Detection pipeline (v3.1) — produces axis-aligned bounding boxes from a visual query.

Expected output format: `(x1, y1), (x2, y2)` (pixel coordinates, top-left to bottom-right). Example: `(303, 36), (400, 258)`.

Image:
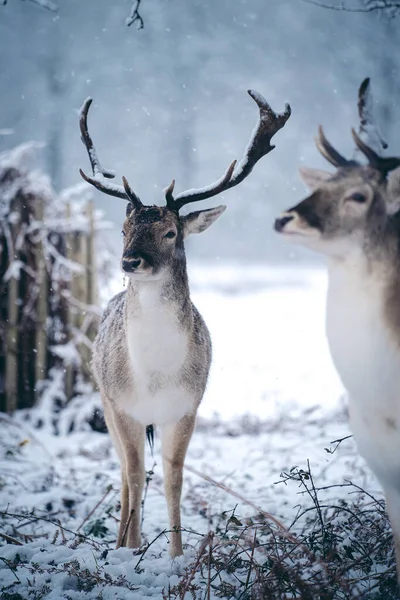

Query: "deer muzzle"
(274, 214), (295, 233)
(122, 257), (142, 272)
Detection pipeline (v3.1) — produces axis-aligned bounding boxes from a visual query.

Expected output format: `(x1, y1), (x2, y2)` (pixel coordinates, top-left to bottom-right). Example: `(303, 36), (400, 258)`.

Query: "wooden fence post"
(34, 197), (48, 400)
(5, 198), (20, 413)
(65, 202), (74, 402)
(5, 274), (18, 413)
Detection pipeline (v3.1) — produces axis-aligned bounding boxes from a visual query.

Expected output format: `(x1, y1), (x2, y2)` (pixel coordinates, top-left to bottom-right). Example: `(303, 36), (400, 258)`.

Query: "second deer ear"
(182, 205), (226, 238)
(299, 167), (332, 191)
(387, 167), (400, 215)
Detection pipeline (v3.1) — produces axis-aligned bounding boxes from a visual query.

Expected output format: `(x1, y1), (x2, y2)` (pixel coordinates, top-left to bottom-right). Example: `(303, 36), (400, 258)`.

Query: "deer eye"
(349, 192), (366, 203)
(121, 230), (126, 237)
(164, 231), (176, 239)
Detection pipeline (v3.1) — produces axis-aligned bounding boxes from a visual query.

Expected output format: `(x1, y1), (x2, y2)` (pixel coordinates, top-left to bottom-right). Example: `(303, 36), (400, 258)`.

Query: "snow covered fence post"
(4, 196), (20, 413)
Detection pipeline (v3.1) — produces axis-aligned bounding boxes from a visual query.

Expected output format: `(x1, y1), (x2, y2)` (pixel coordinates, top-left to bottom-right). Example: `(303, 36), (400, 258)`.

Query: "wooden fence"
(0, 148), (101, 413)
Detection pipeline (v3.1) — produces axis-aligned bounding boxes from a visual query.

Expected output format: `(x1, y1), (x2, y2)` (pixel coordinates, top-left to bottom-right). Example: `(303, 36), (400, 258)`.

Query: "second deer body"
(274, 86), (400, 580)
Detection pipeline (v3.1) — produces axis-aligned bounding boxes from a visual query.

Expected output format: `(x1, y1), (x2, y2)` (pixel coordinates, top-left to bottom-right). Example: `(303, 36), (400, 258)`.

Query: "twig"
(180, 533), (213, 600)
(77, 484), (112, 533)
(184, 463), (288, 533)
(126, 0), (144, 28)
(324, 434), (353, 454)
(58, 519), (66, 543)
(0, 531), (23, 545)
(134, 528), (170, 571)
(141, 462), (156, 530)
(0, 556), (20, 583)
(207, 531), (213, 600)
(1, 0), (58, 11)
(121, 509), (135, 547)
(244, 528), (257, 592)
(0, 510), (101, 548)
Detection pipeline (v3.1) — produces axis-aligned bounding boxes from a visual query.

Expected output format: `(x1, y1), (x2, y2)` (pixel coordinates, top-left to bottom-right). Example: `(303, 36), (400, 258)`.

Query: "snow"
(0, 265), (385, 598)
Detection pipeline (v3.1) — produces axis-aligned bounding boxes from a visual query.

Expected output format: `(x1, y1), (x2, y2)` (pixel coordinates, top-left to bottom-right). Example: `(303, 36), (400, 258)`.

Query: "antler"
(315, 79), (400, 176)
(351, 129), (400, 175)
(165, 90), (291, 212)
(79, 98), (142, 207)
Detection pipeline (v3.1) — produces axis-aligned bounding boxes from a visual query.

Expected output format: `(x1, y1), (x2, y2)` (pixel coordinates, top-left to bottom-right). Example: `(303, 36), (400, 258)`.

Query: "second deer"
(274, 81), (400, 581)
(79, 91), (290, 556)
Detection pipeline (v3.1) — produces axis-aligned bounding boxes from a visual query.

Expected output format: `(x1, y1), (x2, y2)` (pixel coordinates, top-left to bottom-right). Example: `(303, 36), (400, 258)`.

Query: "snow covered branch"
(1, 0), (58, 12)
(298, 0), (400, 15)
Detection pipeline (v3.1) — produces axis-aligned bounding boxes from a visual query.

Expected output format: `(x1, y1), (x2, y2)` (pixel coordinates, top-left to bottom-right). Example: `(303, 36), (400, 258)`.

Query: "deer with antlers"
(79, 91), (290, 556)
(274, 79), (400, 581)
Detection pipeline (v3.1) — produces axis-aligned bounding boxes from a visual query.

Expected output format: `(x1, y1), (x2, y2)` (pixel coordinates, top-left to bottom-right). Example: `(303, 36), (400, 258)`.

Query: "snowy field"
(0, 265), (388, 598)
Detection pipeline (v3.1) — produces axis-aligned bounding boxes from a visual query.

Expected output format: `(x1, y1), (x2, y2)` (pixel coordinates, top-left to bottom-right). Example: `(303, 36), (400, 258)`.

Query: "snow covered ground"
(0, 265), (386, 599)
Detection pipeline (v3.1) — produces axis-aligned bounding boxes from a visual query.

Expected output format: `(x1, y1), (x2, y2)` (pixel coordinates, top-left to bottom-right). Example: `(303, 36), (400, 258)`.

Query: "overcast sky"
(1, 0), (399, 261)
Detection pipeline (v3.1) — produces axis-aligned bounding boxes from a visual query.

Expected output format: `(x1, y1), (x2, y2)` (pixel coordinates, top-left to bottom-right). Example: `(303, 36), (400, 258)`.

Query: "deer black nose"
(122, 258), (142, 272)
(274, 214), (294, 232)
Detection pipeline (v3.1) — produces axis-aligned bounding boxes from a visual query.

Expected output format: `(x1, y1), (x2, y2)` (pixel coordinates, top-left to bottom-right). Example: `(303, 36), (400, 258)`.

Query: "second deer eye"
(350, 192), (366, 203)
(165, 231), (176, 239)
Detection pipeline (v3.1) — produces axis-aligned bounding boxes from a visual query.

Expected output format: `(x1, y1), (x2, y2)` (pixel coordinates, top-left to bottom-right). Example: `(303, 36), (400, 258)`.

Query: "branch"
(1, 0), (57, 10)
(126, 0), (144, 28)
(297, 0), (400, 13)
(26, 0), (58, 11)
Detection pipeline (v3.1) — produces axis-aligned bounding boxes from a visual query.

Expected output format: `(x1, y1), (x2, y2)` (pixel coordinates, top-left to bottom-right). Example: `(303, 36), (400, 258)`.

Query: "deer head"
(79, 93), (291, 279)
(274, 124), (400, 259)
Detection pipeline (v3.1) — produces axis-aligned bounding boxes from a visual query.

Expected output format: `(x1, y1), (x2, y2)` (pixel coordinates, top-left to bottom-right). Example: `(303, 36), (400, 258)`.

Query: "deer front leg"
(101, 400), (130, 548)
(112, 409), (146, 549)
(161, 413), (196, 558)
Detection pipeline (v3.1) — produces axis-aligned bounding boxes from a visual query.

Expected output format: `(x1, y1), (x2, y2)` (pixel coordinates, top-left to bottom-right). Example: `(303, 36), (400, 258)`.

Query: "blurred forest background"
(1, 0), (399, 262)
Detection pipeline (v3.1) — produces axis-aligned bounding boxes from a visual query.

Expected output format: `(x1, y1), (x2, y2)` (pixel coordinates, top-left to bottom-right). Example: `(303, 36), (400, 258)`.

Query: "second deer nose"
(274, 214), (294, 232)
(122, 258), (142, 272)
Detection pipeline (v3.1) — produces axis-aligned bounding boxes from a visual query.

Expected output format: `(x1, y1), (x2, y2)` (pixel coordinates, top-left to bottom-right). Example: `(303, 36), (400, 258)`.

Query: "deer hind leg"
(161, 413), (196, 558)
(384, 487), (400, 584)
(103, 399), (145, 549)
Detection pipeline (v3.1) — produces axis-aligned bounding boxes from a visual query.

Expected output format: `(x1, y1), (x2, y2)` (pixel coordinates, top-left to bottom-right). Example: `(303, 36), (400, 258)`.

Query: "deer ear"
(126, 202), (133, 217)
(299, 167), (332, 191)
(387, 167), (400, 215)
(182, 205), (226, 238)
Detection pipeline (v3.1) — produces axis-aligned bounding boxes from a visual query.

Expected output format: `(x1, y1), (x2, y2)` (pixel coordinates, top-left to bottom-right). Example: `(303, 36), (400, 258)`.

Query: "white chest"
(127, 308), (188, 377)
(326, 265), (400, 482)
(121, 283), (194, 427)
(326, 270), (390, 398)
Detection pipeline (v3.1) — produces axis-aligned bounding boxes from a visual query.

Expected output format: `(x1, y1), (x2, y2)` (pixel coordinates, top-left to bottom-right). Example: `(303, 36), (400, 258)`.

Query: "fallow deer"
(274, 84), (400, 580)
(79, 91), (291, 556)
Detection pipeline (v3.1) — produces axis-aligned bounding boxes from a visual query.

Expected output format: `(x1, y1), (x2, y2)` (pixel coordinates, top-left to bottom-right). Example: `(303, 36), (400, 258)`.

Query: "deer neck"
(125, 256), (191, 323)
(123, 255), (193, 399)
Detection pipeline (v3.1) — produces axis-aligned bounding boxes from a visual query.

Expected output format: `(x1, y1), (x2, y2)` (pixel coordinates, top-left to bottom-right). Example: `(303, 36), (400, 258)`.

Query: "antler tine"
(224, 90), (291, 188)
(168, 161), (237, 212)
(79, 98), (140, 202)
(122, 176), (142, 207)
(164, 179), (176, 208)
(315, 125), (353, 168)
(351, 128), (400, 175)
(165, 90), (291, 212)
